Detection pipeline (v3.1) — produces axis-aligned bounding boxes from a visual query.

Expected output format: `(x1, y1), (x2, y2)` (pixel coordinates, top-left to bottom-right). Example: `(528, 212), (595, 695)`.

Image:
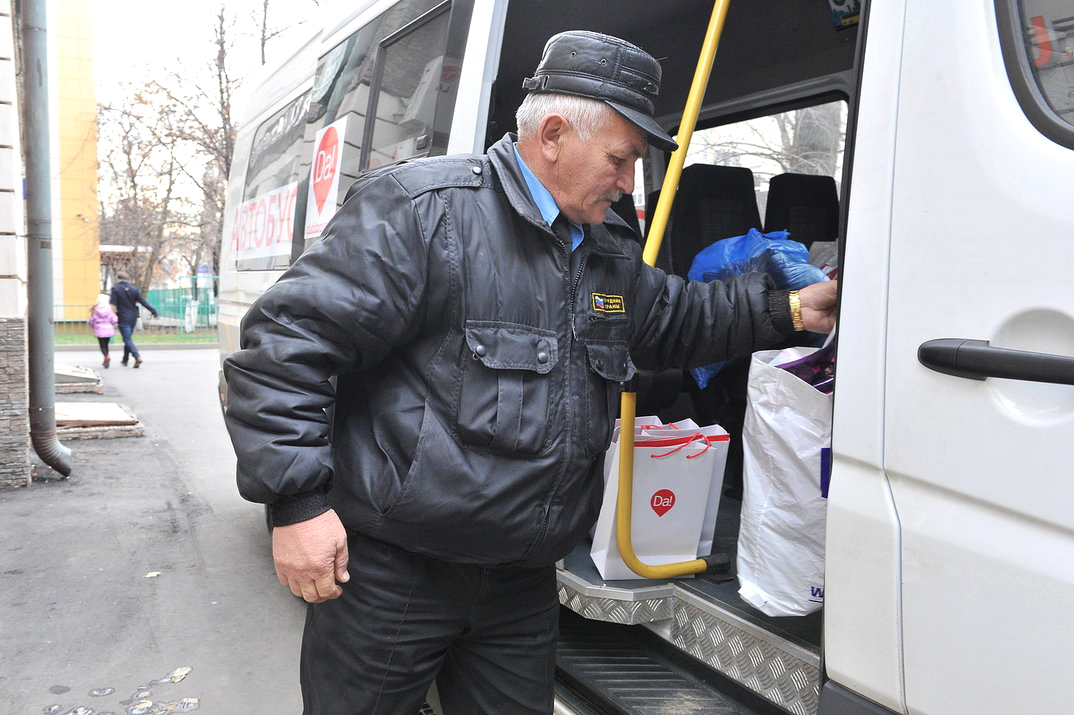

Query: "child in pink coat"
(88, 294), (118, 368)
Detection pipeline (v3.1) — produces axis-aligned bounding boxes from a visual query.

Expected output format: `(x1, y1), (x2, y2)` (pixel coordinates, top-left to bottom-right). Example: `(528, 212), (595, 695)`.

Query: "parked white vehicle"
(218, 1), (1074, 712)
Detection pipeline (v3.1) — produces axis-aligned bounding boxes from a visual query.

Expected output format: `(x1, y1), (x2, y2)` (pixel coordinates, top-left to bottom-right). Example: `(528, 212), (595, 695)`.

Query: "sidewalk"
(0, 349), (305, 714)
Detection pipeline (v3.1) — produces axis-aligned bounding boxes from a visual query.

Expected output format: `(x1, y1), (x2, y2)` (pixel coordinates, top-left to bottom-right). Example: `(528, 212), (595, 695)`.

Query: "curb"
(55, 343), (219, 352)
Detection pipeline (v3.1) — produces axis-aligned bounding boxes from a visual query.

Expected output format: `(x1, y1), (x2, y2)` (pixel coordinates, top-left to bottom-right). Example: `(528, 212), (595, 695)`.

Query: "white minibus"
(218, 1), (1074, 712)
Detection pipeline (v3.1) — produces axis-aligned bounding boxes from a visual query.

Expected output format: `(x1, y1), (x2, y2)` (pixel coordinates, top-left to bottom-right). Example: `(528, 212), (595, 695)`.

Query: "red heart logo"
(312, 126), (340, 213)
(650, 489), (675, 517)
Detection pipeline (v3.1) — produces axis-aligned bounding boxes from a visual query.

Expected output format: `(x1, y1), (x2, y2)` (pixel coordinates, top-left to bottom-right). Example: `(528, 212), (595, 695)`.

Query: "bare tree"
(134, 8), (237, 279)
(773, 103), (843, 177)
(689, 103), (846, 186)
(97, 1), (321, 290)
(258, 0), (319, 65)
(97, 94), (195, 292)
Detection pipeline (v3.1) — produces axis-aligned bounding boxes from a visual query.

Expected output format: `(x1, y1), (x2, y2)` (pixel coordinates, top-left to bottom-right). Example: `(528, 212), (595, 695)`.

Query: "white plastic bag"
(737, 347), (833, 616)
(590, 421), (729, 581)
(807, 240), (840, 279)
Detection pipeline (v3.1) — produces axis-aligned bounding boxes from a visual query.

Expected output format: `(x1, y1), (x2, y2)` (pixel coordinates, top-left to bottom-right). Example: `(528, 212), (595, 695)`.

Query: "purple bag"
(776, 340), (836, 393)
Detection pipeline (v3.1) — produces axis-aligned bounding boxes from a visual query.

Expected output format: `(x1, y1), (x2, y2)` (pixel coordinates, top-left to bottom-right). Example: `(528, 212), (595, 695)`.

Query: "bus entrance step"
(555, 608), (781, 715)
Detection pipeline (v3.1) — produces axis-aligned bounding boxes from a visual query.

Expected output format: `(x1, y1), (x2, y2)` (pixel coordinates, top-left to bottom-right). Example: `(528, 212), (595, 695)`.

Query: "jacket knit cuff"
(767, 289), (795, 336)
(268, 488), (331, 527)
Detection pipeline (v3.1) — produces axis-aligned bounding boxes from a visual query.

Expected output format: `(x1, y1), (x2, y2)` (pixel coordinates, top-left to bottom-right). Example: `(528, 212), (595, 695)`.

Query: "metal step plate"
(557, 609), (780, 714)
(557, 551), (821, 715)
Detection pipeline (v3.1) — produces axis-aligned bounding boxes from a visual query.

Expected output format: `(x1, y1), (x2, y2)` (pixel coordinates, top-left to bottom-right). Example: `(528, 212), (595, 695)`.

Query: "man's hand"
(798, 280), (838, 334)
(272, 509), (350, 603)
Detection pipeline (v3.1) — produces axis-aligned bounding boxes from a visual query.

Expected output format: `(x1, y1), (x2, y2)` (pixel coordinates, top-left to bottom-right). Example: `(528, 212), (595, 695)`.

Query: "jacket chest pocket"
(584, 339), (636, 455)
(457, 322), (559, 456)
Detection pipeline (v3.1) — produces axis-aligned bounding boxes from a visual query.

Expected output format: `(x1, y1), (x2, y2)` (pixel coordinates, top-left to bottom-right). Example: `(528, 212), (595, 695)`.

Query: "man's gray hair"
(515, 93), (615, 143)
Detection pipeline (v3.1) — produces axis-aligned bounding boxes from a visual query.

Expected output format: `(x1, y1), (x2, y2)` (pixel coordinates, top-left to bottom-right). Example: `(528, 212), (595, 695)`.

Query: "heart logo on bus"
(650, 489), (675, 517)
(312, 126), (340, 213)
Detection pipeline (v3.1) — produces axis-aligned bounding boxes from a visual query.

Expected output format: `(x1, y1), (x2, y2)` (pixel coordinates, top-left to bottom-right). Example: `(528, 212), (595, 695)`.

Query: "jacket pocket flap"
(585, 340), (636, 382)
(465, 322), (558, 374)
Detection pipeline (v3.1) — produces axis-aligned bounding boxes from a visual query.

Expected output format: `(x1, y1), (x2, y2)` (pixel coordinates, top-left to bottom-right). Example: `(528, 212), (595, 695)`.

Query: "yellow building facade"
(53, 0), (98, 319)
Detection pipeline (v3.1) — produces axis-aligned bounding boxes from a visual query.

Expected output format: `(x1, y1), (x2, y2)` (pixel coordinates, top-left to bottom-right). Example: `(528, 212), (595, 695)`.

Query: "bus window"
(233, 1), (470, 265)
(999, 0), (1074, 148)
(364, 5), (452, 171)
(1020, 2), (1074, 125)
(303, 22), (381, 205)
(233, 90), (313, 271)
(641, 100), (847, 277)
(682, 100), (847, 220)
(297, 0), (444, 252)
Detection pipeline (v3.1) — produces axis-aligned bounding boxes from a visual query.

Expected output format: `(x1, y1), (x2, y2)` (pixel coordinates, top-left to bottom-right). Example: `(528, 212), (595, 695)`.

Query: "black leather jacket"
(224, 133), (794, 566)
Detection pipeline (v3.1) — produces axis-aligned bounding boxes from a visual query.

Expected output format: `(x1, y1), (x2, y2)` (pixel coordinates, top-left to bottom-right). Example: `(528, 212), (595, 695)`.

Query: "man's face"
(551, 111), (647, 225)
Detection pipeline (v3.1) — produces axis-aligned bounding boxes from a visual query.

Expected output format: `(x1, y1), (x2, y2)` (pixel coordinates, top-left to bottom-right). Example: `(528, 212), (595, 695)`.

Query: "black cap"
(522, 30), (678, 152)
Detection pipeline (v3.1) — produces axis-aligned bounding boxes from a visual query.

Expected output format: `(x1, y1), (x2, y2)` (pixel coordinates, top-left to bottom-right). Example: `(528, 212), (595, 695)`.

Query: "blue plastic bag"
(688, 228), (829, 389)
(688, 228), (827, 289)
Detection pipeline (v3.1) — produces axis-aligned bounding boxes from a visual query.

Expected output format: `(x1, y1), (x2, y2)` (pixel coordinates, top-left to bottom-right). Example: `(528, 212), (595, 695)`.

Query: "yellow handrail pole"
(616, 0), (731, 579)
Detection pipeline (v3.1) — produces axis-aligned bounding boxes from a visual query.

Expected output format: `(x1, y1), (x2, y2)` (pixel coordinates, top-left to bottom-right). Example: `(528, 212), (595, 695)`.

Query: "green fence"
(54, 276), (219, 346)
(146, 279), (219, 325)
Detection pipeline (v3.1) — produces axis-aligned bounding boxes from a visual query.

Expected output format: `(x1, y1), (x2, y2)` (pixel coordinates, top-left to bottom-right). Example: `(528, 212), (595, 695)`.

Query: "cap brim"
(605, 100), (678, 153)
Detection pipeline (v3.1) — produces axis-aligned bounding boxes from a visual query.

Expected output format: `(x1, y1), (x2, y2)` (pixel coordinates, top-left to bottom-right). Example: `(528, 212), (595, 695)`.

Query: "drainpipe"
(22, 0), (72, 476)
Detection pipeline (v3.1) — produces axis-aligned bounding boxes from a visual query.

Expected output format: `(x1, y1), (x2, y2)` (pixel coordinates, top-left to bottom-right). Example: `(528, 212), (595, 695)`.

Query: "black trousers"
(300, 532), (559, 714)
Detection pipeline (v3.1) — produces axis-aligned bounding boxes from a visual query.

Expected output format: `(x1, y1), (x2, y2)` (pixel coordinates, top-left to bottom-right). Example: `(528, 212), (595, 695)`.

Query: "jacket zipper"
(568, 249), (587, 341)
(528, 236), (589, 560)
(550, 227), (588, 338)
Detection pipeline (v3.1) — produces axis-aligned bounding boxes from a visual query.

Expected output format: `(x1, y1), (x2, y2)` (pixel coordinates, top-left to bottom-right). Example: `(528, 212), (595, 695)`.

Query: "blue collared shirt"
(513, 144), (584, 251)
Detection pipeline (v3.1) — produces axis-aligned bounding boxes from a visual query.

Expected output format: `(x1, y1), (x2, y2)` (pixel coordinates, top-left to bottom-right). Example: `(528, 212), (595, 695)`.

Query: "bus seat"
(659, 165), (761, 486)
(642, 189), (675, 275)
(639, 165), (762, 426)
(762, 173), (839, 249)
(650, 164), (762, 278)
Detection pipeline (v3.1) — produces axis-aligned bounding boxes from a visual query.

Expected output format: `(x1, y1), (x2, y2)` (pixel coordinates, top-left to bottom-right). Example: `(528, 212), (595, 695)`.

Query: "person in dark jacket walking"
(224, 31), (837, 714)
(109, 270), (158, 368)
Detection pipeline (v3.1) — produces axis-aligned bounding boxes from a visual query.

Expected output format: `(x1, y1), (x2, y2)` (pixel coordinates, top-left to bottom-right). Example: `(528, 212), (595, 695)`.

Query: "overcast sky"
(90, 0), (321, 109)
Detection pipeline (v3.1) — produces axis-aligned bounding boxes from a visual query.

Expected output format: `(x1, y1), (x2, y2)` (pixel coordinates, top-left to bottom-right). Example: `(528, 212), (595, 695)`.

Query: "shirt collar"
(513, 144), (584, 251)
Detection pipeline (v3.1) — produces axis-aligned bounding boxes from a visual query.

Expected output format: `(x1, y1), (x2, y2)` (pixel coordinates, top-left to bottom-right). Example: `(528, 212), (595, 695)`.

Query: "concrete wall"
(0, 0), (29, 488)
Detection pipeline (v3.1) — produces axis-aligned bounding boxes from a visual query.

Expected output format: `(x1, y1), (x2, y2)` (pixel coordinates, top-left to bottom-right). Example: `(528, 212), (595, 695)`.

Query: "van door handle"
(918, 339), (1074, 385)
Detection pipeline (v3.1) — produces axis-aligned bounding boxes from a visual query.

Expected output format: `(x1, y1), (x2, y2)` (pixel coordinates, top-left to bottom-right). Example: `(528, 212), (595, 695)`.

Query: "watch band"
(789, 290), (805, 332)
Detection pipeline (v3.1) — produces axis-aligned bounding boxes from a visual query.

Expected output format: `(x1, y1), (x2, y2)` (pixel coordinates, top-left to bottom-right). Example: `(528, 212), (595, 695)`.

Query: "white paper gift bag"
(736, 347), (833, 616)
(590, 426), (729, 581)
(602, 417), (704, 485)
(637, 424), (729, 557)
(602, 416), (667, 486)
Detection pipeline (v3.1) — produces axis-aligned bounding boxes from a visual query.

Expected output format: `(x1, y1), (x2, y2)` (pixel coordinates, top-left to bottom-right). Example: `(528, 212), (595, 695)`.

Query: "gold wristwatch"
(789, 290), (805, 332)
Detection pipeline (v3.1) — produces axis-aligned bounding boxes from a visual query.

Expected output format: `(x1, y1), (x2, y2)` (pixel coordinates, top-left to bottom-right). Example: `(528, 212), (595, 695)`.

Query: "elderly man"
(224, 30), (836, 714)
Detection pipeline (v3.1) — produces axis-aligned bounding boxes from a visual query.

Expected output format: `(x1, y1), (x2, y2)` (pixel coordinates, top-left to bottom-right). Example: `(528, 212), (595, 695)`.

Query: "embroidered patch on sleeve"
(591, 293), (626, 313)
